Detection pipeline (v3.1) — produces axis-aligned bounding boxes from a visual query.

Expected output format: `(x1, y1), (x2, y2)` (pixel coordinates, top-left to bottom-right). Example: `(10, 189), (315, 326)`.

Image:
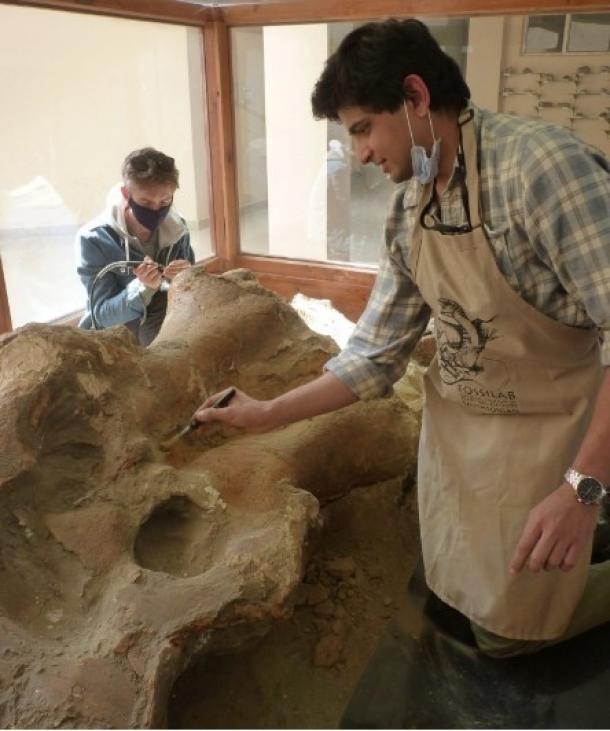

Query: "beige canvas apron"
(409, 110), (603, 640)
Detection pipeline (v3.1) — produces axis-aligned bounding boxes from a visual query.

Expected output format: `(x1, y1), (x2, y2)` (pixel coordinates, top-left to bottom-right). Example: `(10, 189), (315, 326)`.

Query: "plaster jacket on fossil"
(0, 269), (422, 729)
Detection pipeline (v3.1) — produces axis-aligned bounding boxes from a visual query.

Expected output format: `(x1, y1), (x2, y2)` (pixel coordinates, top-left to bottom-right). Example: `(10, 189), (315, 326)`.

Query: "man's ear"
(403, 74), (431, 117)
(120, 185), (129, 201)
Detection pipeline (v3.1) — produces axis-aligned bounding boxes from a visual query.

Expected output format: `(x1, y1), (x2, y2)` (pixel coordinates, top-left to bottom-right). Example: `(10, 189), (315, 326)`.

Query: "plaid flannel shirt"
(326, 105), (610, 400)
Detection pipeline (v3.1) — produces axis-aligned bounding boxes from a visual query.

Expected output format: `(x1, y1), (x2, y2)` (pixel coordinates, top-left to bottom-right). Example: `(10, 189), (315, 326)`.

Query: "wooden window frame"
(0, 0), (607, 330)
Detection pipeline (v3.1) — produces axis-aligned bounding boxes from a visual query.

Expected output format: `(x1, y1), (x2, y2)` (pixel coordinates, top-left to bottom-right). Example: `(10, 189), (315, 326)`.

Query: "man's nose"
(355, 141), (373, 165)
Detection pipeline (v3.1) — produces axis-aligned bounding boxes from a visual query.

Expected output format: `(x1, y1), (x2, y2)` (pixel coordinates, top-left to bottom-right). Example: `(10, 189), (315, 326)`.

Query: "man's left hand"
(510, 482), (598, 574)
(163, 259), (191, 280)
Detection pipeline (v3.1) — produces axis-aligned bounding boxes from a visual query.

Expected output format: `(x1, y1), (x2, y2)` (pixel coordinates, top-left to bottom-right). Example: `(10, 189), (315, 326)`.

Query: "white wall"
(0, 5), (208, 230)
(499, 15), (610, 154)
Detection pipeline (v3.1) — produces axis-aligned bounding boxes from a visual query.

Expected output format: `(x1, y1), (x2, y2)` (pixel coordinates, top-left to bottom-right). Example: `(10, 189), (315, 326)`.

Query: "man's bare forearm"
(265, 371), (359, 429)
(571, 367), (610, 483)
(194, 370), (359, 433)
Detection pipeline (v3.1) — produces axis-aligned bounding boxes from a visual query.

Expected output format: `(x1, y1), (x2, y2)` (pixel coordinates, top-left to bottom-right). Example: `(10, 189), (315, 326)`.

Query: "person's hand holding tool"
(159, 387), (237, 451)
(134, 256), (163, 290)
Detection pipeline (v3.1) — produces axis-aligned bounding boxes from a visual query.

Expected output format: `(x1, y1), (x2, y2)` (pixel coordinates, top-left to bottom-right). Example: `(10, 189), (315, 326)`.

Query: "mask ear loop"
(403, 101), (416, 145)
(427, 111), (438, 144)
(404, 101), (438, 148)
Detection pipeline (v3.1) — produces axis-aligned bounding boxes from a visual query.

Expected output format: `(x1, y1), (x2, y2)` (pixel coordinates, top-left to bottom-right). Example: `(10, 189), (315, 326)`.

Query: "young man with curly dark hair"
(195, 19), (610, 658)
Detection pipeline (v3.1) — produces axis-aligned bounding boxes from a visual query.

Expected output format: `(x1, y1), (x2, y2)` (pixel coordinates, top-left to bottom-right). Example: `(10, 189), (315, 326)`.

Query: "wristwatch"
(564, 468), (608, 505)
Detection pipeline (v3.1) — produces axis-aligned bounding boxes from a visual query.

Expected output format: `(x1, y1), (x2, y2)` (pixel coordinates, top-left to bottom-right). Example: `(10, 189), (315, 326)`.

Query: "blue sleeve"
(77, 232), (146, 329)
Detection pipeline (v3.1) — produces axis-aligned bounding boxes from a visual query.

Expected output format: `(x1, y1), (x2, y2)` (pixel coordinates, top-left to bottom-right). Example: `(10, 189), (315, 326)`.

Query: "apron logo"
(436, 298), (497, 385)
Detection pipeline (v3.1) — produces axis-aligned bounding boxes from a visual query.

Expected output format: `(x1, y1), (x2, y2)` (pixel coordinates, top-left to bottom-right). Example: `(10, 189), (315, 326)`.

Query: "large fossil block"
(0, 268), (421, 728)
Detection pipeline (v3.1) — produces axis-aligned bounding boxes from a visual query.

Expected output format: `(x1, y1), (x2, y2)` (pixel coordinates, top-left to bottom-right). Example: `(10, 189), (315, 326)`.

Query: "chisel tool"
(159, 387), (236, 451)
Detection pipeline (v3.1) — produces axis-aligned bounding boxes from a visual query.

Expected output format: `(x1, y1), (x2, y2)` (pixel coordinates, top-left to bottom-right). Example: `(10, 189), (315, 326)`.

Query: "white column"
(263, 25), (328, 260)
(465, 17), (505, 112)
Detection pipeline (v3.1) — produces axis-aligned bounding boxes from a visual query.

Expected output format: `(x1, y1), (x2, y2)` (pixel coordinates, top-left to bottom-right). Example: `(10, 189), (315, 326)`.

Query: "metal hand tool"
(159, 387), (236, 451)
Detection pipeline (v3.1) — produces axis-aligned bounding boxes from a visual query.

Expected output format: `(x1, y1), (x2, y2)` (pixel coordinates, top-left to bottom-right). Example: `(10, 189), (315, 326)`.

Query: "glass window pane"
(0, 5), (211, 328)
(232, 19), (468, 266)
(523, 15), (566, 53)
(568, 14), (610, 52)
(232, 14), (609, 268)
(231, 12), (609, 270)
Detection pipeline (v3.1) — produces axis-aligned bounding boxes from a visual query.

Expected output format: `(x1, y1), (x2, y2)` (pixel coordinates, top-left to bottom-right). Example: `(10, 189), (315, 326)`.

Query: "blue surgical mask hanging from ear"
(404, 102), (442, 185)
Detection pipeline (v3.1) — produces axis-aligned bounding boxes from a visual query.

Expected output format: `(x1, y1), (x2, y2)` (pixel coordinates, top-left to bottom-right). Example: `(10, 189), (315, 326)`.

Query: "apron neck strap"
(418, 107), (481, 235)
(458, 108), (481, 229)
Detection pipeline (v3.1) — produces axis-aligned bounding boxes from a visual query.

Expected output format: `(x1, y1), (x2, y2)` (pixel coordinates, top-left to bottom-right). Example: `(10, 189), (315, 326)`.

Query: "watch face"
(576, 477), (604, 504)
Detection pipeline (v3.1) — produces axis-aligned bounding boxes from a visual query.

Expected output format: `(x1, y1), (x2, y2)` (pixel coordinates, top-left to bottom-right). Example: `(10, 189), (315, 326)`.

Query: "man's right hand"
(193, 388), (275, 433)
(193, 372), (359, 435)
(134, 256), (163, 290)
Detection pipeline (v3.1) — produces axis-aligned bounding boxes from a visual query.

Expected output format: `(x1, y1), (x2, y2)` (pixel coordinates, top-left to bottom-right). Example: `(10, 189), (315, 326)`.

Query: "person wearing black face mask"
(76, 146), (195, 346)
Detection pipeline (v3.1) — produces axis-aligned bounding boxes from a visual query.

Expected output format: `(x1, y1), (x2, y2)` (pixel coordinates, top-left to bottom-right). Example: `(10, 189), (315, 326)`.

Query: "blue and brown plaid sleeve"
(325, 185), (431, 400)
(519, 131), (610, 364)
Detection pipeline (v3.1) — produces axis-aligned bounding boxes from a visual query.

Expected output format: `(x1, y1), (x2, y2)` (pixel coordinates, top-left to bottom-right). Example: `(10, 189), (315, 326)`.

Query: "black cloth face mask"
(129, 197), (172, 231)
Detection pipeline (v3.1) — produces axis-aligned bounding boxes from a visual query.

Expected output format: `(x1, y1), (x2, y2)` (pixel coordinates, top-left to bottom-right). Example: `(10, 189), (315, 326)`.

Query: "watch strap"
(564, 468), (582, 490)
(564, 468), (607, 504)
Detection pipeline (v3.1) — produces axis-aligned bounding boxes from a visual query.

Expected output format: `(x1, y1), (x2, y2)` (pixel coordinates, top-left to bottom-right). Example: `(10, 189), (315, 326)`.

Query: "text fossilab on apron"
(409, 108), (602, 640)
